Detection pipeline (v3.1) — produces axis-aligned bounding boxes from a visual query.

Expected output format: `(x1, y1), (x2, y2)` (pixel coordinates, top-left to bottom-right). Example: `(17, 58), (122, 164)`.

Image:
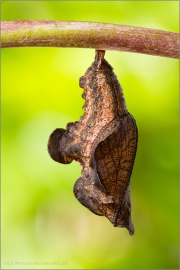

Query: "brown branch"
(1, 20), (179, 59)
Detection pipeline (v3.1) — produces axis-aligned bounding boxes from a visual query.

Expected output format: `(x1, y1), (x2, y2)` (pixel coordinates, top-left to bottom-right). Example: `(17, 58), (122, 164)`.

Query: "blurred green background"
(1, 1), (179, 269)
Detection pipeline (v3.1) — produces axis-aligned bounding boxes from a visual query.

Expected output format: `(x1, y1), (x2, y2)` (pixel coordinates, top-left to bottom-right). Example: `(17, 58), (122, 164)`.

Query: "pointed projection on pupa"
(48, 50), (138, 235)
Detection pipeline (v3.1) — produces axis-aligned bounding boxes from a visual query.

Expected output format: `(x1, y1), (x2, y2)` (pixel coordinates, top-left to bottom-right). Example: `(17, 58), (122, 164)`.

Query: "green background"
(1, 1), (179, 269)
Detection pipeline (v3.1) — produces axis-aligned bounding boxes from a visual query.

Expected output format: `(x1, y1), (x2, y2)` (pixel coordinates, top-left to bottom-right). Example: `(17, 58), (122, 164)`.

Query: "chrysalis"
(48, 50), (138, 235)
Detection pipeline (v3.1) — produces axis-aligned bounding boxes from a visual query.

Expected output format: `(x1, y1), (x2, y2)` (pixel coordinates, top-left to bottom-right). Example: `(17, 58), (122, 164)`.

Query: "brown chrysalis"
(48, 50), (138, 235)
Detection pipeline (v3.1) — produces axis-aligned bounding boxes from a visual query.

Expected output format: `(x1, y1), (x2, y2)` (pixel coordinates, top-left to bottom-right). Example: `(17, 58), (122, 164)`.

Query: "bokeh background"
(1, 1), (179, 269)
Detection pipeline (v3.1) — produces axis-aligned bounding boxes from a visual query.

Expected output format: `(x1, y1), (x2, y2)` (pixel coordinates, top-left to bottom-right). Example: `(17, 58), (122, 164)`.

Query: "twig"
(1, 20), (179, 59)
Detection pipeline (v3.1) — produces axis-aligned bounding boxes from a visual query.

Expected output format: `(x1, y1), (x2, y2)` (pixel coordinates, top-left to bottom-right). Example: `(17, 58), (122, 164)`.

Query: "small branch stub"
(1, 21), (179, 59)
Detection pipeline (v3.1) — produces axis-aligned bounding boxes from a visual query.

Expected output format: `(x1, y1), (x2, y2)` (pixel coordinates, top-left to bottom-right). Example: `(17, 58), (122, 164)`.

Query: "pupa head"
(73, 177), (104, 216)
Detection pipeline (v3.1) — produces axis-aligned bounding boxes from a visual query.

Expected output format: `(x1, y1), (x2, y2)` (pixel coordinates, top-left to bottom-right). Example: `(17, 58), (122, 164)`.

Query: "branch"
(1, 20), (179, 59)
